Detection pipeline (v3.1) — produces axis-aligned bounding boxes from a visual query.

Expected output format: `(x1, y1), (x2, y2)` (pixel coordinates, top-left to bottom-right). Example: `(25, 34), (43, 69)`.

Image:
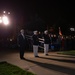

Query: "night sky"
(0, 0), (75, 32)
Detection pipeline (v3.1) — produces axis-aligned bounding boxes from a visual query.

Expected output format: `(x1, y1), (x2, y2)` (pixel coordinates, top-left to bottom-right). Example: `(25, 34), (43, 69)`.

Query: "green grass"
(57, 50), (75, 56)
(0, 61), (36, 75)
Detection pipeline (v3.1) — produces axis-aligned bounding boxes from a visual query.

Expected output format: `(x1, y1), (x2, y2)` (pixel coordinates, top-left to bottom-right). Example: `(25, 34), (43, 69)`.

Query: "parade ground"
(0, 49), (75, 75)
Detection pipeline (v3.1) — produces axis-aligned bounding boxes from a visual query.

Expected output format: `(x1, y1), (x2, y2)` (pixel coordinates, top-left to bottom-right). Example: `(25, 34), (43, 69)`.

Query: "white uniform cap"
(33, 31), (38, 35)
(44, 30), (48, 34)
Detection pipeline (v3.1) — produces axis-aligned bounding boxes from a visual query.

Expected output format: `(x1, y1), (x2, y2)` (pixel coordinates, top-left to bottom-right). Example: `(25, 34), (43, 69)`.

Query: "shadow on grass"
(24, 58), (75, 75)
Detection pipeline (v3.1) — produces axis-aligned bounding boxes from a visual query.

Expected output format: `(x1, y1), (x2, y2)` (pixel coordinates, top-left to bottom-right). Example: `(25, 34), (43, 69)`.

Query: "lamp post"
(0, 11), (11, 48)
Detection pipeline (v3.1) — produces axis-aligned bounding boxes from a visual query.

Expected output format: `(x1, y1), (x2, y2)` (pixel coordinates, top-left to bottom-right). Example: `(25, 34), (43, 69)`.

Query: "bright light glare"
(3, 11), (6, 13)
(0, 19), (2, 23)
(8, 12), (10, 14)
(0, 17), (2, 23)
(2, 16), (9, 25)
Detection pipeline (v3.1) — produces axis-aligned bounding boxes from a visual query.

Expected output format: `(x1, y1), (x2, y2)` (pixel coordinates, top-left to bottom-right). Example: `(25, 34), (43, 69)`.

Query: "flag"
(59, 27), (62, 35)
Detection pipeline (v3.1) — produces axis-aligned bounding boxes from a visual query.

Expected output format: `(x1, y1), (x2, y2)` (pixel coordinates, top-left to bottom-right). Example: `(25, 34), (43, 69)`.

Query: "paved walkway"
(0, 49), (75, 75)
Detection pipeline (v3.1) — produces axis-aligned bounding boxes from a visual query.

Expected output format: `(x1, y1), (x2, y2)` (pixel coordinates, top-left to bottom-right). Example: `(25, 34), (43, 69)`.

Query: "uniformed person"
(32, 31), (39, 57)
(43, 30), (50, 55)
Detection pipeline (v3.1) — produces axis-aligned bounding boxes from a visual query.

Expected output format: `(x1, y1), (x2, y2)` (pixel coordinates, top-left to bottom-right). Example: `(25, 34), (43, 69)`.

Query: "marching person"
(43, 30), (50, 55)
(32, 30), (39, 57)
(17, 29), (27, 59)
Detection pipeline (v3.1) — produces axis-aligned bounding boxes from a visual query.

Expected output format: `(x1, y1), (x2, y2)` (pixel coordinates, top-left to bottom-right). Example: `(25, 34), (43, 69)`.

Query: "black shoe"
(45, 54), (48, 56)
(20, 57), (25, 60)
(35, 56), (39, 57)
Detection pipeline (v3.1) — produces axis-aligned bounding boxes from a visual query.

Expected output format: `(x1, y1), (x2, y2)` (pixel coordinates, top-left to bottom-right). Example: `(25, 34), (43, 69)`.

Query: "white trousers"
(44, 44), (49, 55)
(33, 45), (38, 56)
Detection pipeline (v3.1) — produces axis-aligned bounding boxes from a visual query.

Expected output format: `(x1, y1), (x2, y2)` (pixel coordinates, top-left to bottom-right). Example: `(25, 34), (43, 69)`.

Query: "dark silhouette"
(17, 29), (27, 59)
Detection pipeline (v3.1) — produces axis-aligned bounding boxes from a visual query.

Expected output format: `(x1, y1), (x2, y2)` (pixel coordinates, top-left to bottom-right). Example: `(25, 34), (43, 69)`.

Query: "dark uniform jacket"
(32, 35), (39, 45)
(43, 34), (51, 44)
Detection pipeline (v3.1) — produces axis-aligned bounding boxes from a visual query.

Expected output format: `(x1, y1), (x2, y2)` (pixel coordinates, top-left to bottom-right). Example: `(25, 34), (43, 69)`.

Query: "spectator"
(17, 29), (27, 59)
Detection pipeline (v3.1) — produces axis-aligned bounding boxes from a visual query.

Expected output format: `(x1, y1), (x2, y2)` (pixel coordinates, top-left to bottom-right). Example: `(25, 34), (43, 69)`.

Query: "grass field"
(0, 61), (36, 75)
(57, 50), (75, 56)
